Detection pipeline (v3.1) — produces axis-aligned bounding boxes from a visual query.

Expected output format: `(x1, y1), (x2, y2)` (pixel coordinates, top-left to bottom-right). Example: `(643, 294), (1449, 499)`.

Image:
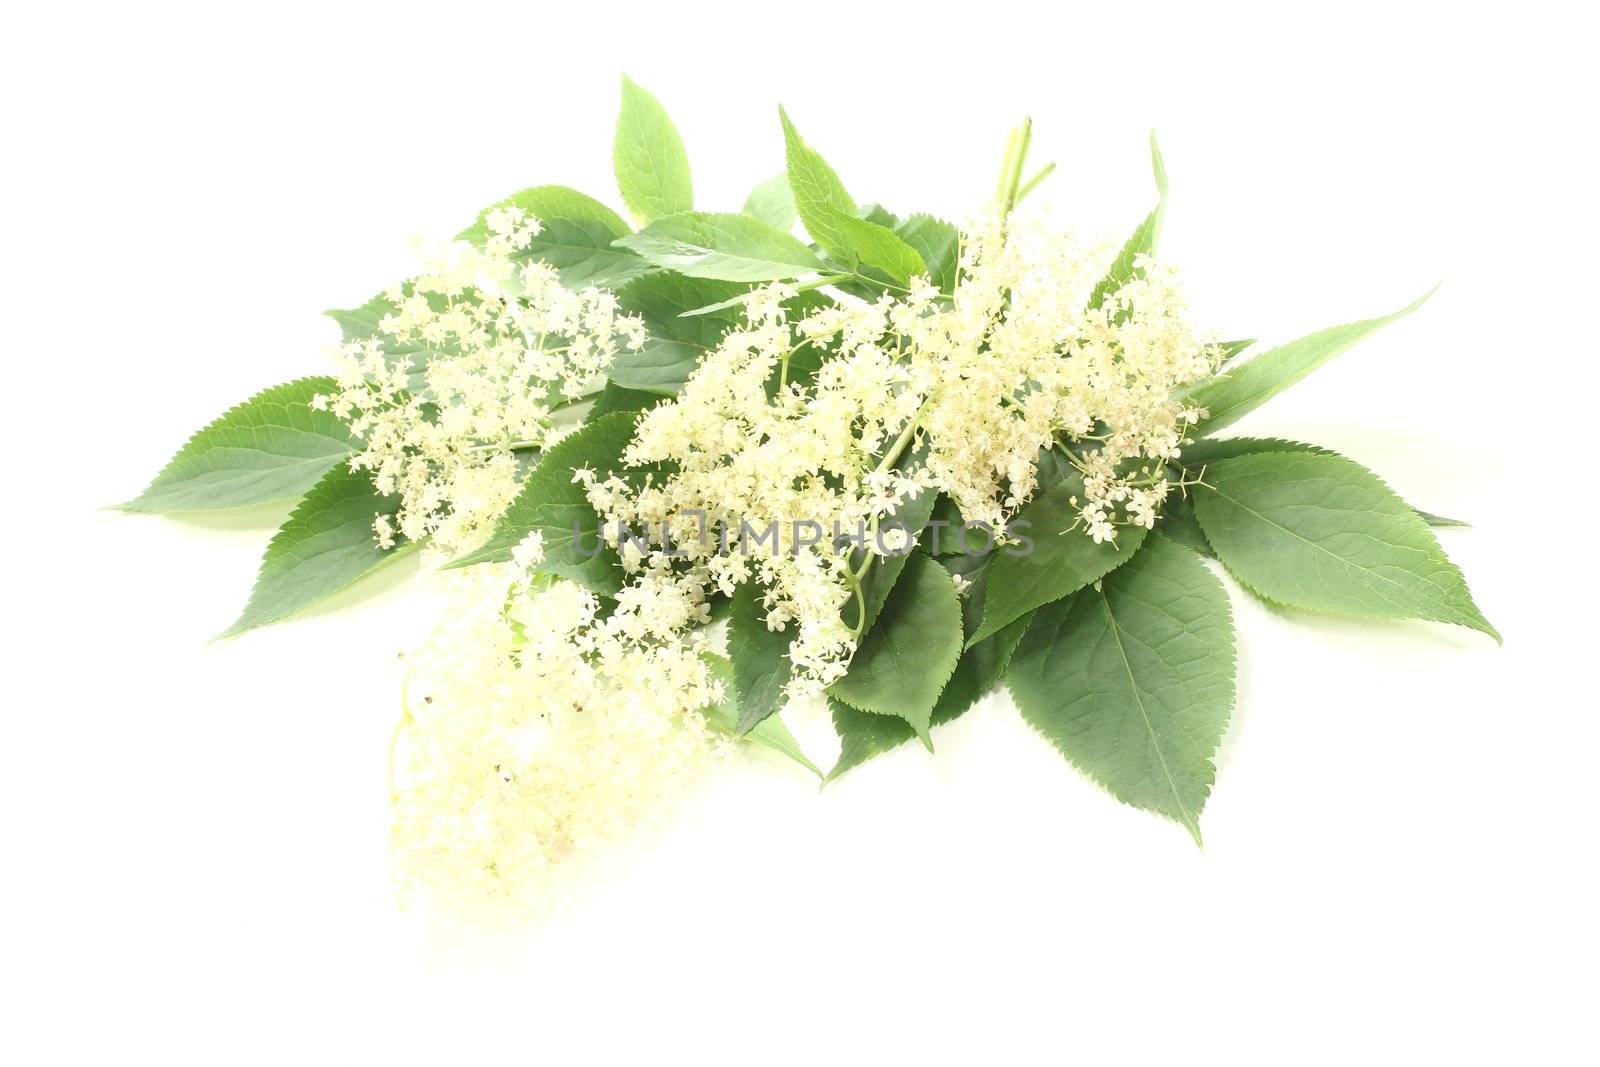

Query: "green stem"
(778, 339), (815, 391)
(471, 438), (542, 453)
(844, 392), (939, 629)
(680, 272), (854, 318)
(873, 392), (937, 476)
(844, 564), (868, 640)
(798, 272), (853, 293)
(464, 387), (606, 454)
(995, 127), (1021, 205)
(852, 514), (881, 583)
(1015, 161), (1056, 204)
(999, 118), (1034, 215)
(549, 388), (603, 414)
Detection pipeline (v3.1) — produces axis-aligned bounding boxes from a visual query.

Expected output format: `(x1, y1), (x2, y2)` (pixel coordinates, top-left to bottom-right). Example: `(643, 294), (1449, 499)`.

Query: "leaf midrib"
(1097, 588), (1200, 841)
(1204, 478), (1473, 617)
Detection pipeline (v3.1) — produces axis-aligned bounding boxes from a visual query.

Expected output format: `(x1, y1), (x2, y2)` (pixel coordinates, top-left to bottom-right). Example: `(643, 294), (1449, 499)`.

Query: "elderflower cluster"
(580, 210), (1219, 700)
(851, 211), (1220, 540)
(315, 208), (646, 558)
(579, 283), (934, 698)
(380, 200), (1223, 911)
(390, 534), (723, 916)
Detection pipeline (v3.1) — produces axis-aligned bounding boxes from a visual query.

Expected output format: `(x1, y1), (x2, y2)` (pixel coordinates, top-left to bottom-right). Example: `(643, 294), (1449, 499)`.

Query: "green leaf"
(517, 219), (656, 290)
(943, 555), (1033, 717)
(614, 211), (824, 282)
(326, 292), (455, 391)
(608, 337), (702, 395)
(920, 493), (969, 556)
(1217, 338), (1256, 368)
(742, 713), (819, 777)
(828, 556), (1031, 782)
(447, 412), (636, 594)
(943, 612), (1030, 715)
(1006, 536), (1235, 845)
(1087, 131), (1169, 309)
(589, 380), (663, 418)
(704, 593), (734, 626)
(683, 280), (839, 321)
(701, 654), (820, 777)
(1192, 450), (1498, 639)
(614, 75), (693, 224)
(1032, 445), (1077, 497)
(971, 475), (1149, 645)
(828, 698), (917, 782)
(895, 214), (960, 293)
(834, 215), (926, 286)
(856, 203), (900, 228)
(613, 276), (835, 394)
(620, 273), (750, 344)
(829, 552), (963, 750)
(779, 106), (858, 264)
(455, 185), (651, 290)
(853, 485), (939, 634)
(220, 462), (415, 638)
(1187, 288), (1436, 434)
(121, 378), (355, 512)
(1180, 437), (1468, 530)
(727, 581), (793, 734)
(1181, 436), (1332, 467)
(457, 184), (630, 243)
(611, 274), (750, 394)
(742, 174), (797, 231)
(1154, 490), (1212, 556)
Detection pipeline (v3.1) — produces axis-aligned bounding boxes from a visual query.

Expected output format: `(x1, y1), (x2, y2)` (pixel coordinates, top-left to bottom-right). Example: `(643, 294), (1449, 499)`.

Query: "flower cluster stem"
(843, 392), (939, 633)
(997, 118), (1035, 216)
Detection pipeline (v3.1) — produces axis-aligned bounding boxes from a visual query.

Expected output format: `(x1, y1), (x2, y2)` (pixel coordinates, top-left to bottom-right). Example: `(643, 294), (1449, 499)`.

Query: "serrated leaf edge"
(1193, 448), (1500, 643)
(1006, 537), (1235, 847)
(216, 469), (418, 640)
(119, 376), (350, 513)
(829, 560), (964, 750)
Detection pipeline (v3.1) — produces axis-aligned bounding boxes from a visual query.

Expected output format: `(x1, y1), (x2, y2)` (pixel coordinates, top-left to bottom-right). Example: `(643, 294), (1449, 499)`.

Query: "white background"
(4, 2), (1596, 1062)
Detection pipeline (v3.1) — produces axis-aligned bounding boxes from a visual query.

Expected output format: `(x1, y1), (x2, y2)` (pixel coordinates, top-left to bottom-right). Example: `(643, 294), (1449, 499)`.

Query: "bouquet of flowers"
(121, 78), (1495, 914)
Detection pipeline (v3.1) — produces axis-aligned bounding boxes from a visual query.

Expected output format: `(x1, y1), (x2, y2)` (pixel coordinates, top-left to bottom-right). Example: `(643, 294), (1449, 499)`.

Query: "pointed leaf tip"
(121, 377), (356, 514)
(1006, 538), (1234, 838)
(1193, 449), (1499, 640)
(828, 554), (963, 744)
(1149, 131), (1168, 196)
(614, 75), (692, 223)
(1189, 286), (1440, 433)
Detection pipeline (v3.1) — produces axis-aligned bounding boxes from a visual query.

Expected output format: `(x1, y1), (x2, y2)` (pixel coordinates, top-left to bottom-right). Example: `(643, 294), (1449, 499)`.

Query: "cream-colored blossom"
(583, 209), (1219, 701)
(390, 555), (723, 917)
(578, 283), (934, 698)
(387, 204), (1223, 913)
(321, 209), (644, 560)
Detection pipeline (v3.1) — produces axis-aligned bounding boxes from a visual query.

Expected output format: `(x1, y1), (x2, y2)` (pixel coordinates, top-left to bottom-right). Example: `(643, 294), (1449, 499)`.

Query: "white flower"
(878, 527), (911, 555)
(322, 228), (643, 560)
(510, 530), (546, 575)
(385, 202), (1225, 913)
(585, 209), (1219, 698)
(391, 566), (724, 918)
